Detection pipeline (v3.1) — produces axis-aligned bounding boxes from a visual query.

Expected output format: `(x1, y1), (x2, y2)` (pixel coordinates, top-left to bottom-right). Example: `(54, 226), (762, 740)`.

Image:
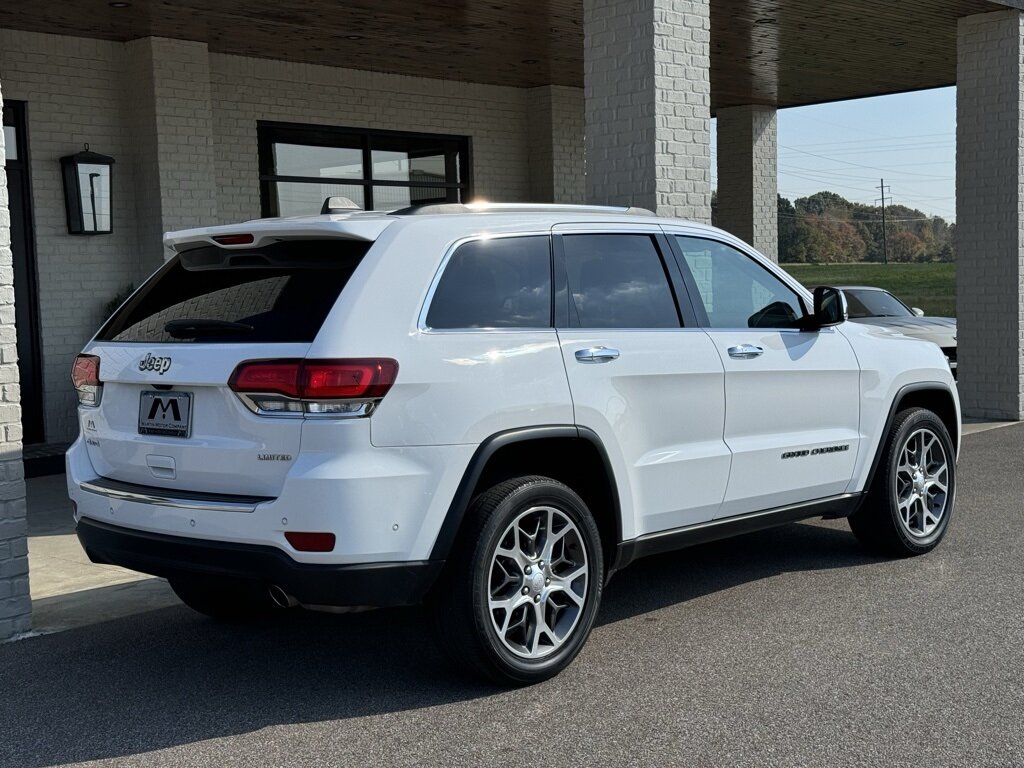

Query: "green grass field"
(783, 262), (957, 318)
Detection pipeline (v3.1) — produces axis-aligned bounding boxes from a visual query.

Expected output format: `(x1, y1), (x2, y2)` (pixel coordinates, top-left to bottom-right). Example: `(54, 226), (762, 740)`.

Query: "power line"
(779, 144), (952, 179)
(782, 143), (955, 158)
(777, 169), (881, 195)
(778, 163), (953, 183)
(776, 213), (944, 223)
(780, 131), (953, 149)
(774, 182), (955, 217)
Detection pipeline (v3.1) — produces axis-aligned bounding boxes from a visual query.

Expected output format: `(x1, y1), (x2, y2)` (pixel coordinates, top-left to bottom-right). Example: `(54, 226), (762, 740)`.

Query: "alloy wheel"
(894, 427), (950, 539)
(487, 505), (589, 659)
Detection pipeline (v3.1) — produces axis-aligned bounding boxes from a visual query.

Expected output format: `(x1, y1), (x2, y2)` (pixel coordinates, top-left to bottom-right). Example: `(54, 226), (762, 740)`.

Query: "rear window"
(97, 239), (370, 343)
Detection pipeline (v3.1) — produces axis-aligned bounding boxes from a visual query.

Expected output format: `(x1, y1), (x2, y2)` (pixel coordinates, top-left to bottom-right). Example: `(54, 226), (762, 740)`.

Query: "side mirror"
(912, 307), (925, 317)
(803, 286), (847, 330)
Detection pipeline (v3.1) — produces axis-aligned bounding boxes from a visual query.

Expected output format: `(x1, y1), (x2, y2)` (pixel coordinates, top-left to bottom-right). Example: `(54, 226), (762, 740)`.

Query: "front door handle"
(575, 346), (620, 363)
(727, 344), (764, 360)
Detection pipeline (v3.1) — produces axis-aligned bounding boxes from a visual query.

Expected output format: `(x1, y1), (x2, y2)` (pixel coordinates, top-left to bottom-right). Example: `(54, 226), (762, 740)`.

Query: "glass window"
(426, 237), (551, 329)
(272, 182), (365, 217)
(371, 150), (451, 184)
(98, 240), (370, 343)
(259, 123), (469, 215)
(561, 234), (680, 329)
(273, 143), (363, 179)
(2, 126), (16, 162)
(843, 289), (912, 319)
(676, 237), (804, 329)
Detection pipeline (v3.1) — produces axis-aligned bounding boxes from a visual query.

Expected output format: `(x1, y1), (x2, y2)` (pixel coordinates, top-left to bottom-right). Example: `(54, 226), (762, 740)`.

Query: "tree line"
(711, 191), (955, 264)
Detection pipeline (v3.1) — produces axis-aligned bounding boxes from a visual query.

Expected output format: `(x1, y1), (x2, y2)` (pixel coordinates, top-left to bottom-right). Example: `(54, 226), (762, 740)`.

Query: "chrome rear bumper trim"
(80, 478), (271, 513)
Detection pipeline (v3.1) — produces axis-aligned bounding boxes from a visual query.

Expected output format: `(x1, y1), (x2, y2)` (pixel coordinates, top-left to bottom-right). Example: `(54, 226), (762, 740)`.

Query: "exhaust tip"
(268, 584), (298, 609)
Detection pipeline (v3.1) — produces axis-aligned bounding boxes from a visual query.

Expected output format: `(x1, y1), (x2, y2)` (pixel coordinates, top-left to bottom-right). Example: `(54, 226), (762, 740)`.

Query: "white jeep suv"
(67, 203), (959, 684)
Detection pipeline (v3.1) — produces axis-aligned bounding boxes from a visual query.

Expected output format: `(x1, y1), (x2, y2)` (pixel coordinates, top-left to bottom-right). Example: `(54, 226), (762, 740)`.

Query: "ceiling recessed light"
(109, 2), (130, 7)
(345, 34), (364, 40)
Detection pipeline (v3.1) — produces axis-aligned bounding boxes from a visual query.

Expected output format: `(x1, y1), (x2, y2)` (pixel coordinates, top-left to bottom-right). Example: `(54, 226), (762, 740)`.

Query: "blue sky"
(711, 86), (957, 222)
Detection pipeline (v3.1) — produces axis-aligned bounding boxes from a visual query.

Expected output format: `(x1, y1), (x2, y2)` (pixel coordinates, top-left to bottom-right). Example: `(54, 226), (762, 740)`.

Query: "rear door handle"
(575, 346), (620, 363)
(727, 344), (764, 359)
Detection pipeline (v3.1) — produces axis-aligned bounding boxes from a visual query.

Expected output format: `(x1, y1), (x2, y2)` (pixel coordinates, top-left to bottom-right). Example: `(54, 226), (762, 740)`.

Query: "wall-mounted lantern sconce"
(60, 144), (114, 235)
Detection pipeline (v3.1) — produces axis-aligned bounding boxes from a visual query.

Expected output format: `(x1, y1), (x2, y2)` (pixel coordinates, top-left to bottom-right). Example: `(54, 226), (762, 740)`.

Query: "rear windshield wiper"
(164, 319), (254, 339)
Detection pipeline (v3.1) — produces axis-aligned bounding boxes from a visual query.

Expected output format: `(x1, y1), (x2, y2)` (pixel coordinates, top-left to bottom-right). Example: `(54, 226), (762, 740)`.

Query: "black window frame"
(667, 235), (810, 330)
(257, 121), (472, 216)
(553, 232), (699, 329)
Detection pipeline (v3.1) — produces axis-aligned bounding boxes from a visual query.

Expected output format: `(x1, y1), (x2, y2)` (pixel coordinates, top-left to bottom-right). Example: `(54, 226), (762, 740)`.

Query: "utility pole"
(876, 179), (891, 265)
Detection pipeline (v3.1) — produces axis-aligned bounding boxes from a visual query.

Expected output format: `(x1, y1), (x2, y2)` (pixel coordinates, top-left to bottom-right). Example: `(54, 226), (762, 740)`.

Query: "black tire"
(170, 578), (280, 621)
(430, 476), (604, 686)
(849, 407), (956, 556)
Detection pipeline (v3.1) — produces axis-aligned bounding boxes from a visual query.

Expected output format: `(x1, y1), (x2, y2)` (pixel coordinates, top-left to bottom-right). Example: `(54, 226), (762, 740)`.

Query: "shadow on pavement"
(0, 519), (877, 767)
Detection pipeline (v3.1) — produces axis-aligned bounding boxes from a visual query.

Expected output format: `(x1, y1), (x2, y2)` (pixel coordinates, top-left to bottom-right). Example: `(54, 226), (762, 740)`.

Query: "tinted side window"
(561, 234), (680, 329)
(426, 236), (551, 329)
(675, 237), (804, 329)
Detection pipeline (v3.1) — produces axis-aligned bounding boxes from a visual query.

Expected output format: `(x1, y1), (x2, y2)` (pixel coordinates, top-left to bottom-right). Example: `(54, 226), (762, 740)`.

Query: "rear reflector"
(285, 531), (336, 552)
(229, 359), (398, 400)
(212, 233), (255, 246)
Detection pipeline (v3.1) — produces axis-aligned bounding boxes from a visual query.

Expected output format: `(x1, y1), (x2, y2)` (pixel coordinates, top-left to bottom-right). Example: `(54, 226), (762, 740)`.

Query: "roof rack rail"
(388, 202), (656, 216)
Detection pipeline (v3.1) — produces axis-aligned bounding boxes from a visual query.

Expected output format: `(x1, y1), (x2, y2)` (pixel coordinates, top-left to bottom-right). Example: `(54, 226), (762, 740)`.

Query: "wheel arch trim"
(860, 382), (960, 501)
(427, 425), (623, 562)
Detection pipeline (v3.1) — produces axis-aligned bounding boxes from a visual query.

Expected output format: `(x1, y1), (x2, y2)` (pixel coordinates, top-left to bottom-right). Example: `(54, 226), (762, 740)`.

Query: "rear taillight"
(228, 358), (398, 417)
(71, 354), (102, 406)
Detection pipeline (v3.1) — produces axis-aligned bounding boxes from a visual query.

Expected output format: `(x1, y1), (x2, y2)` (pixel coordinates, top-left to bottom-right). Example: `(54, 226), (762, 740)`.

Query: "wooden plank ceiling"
(0, 0), (1003, 110)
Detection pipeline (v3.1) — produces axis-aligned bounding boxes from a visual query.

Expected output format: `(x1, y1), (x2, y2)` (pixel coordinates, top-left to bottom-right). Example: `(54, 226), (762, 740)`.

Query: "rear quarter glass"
(96, 239), (371, 344)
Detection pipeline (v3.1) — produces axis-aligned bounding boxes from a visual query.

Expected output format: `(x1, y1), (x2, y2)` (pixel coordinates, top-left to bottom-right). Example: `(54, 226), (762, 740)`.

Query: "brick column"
(716, 105), (778, 261)
(0, 81), (30, 641)
(583, 0), (711, 220)
(125, 37), (217, 266)
(527, 85), (585, 203)
(956, 10), (1024, 420)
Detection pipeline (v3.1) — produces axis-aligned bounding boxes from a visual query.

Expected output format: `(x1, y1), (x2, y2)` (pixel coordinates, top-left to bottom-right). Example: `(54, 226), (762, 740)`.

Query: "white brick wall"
(210, 54), (537, 222)
(0, 29), (577, 441)
(127, 38), (219, 265)
(0, 81), (31, 641)
(583, 0), (711, 220)
(0, 31), (147, 442)
(528, 85), (585, 203)
(956, 10), (1024, 420)
(716, 105), (778, 261)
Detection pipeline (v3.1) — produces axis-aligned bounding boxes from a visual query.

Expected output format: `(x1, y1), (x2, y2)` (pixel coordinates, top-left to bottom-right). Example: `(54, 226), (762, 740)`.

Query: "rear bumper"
(77, 517), (443, 608)
(67, 432), (476, 564)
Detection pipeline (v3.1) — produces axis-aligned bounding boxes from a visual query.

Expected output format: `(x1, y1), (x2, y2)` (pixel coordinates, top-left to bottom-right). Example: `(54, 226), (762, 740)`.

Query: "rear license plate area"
(139, 391), (193, 438)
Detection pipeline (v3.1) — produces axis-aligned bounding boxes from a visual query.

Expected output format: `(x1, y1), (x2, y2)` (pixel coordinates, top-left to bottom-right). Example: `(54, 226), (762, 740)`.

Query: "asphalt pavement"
(1, 424), (1022, 767)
